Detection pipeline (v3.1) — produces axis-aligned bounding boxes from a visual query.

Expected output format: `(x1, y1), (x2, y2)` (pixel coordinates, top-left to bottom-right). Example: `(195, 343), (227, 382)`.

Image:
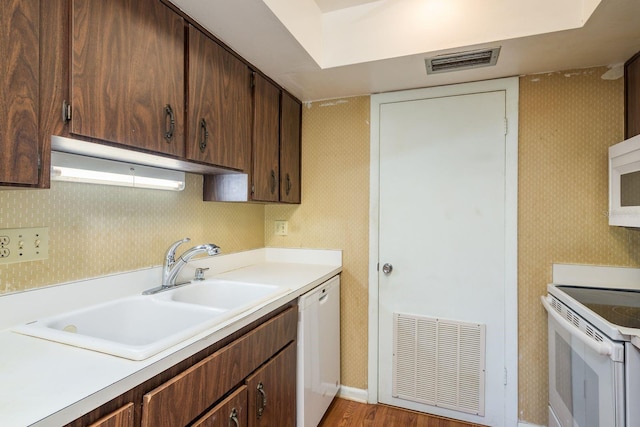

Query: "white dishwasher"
(297, 275), (340, 427)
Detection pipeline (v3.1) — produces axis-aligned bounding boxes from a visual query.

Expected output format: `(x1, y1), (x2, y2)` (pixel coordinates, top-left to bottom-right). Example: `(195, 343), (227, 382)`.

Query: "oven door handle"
(541, 296), (615, 359)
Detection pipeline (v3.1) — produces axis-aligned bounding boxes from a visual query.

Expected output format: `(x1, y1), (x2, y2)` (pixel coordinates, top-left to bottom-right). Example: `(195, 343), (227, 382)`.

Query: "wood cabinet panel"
(193, 386), (247, 427)
(626, 51), (640, 139)
(279, 92), (302, 204)
(187, 26), (252, 170)
(141, 307), (296, 427)
(252, 74), (281, 202)
(245, 343), (296, 427)
(71, 0), (185, 156)
(0, 0), (39, 185)
(39, 0), (71, 189)
(88, 403), (134, 427)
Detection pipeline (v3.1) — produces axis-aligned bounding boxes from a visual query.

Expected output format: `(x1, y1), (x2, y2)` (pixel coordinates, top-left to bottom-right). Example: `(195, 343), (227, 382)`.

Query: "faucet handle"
(194, 267), (209, 281)
(165, 237), (191, 262)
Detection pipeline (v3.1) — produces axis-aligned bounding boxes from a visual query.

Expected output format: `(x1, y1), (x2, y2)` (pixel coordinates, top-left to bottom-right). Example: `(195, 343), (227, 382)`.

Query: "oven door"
(542, 296), (625, 427)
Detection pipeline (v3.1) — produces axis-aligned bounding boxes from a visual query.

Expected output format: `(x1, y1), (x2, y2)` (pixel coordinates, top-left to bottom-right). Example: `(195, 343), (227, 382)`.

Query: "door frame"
(367, 77), (519, 426)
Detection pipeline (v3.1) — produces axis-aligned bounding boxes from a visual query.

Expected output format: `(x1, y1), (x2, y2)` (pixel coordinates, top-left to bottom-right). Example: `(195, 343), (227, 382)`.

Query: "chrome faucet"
(143, 238), (221, 295)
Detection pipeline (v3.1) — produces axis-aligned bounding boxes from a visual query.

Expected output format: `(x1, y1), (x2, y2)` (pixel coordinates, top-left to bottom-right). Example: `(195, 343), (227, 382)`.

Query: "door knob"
(382, 263), (393, 275)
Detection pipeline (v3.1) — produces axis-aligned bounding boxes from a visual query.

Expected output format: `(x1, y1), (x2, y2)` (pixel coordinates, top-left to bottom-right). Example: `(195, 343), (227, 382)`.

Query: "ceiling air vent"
(425, 47), (500, 75)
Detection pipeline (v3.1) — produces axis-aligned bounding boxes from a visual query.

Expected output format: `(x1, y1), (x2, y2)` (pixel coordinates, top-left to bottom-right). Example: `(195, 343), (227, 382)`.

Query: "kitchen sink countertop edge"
(0, 247), (342, 427)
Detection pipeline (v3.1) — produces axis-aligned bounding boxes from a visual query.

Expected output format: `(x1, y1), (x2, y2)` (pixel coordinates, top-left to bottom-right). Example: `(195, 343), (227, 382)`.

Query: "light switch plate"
(0, 227), (49, 264)
(274, 220), (288, 236)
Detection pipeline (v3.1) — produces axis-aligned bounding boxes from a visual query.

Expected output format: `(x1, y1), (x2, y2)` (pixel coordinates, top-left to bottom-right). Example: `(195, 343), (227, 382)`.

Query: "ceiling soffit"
(265, 0), (602, 68)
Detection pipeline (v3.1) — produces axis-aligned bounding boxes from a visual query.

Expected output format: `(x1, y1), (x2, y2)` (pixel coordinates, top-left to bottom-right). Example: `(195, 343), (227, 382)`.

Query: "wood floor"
(318, 398), (486, 427)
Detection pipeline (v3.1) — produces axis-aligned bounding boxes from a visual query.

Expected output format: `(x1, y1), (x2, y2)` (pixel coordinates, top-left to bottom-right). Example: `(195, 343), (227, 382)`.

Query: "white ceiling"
(168, 0), (640, 102)
(314, 0), (379, 13)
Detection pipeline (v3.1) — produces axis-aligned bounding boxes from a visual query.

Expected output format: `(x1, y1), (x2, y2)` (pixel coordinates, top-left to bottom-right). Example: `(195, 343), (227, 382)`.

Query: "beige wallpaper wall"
(266, 67), (640, 425)
(0, 174), (264, 294)
(265, 96), (370, 389)
(518, 67), (640, 424)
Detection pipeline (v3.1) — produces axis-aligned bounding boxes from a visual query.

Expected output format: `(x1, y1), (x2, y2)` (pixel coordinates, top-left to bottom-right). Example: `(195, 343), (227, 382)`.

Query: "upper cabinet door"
(252, 74), (281, 202)
(0, 0), (40, 185)
(626, 52), (640, 139)
(187, 26), (252, 170)
(71, 0), (185, 157)
(279, 92), (301, 204)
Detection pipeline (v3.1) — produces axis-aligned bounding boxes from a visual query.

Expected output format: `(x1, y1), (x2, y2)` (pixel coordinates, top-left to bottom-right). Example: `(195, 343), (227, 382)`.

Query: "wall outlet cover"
(0, 227), (49, 265)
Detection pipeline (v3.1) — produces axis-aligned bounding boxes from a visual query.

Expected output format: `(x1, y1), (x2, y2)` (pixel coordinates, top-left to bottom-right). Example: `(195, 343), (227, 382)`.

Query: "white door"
(372, 81), (517, 427)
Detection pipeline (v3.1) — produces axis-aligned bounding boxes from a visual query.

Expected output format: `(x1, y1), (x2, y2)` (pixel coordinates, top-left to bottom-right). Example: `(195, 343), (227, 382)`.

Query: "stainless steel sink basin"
(166, 279), (289, 311)
(13, 295), (227, 360)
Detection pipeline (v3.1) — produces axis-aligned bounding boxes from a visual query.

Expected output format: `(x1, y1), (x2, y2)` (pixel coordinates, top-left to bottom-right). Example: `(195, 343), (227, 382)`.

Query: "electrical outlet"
(0, 227), (49, 264)
(274, 220), (288, 236)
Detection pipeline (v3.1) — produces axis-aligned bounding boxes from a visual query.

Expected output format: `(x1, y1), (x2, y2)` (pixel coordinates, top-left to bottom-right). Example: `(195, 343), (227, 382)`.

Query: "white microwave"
(609, 133), (640, 227)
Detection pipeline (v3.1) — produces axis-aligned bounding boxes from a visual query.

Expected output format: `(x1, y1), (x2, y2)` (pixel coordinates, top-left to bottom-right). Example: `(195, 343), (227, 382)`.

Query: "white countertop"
(0, 248), (342, 427)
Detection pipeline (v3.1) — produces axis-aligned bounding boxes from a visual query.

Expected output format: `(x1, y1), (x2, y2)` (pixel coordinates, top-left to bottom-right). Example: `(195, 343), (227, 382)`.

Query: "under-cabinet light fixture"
(50, 151), (185, 191)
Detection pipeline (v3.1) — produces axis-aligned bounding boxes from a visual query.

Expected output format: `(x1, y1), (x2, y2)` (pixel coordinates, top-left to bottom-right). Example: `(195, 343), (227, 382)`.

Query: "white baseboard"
(518, 422), (545, 427)
(337, 386), (368, 403)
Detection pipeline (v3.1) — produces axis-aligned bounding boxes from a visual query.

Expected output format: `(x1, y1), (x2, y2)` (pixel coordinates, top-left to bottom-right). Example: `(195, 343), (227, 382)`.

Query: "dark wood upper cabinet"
(187, 26), (252, 170)
(626, 51), (640, 139)
(252, 74), (281, 202)
(1, 0), (302, 198)
(279, 93), (301, 204)
(0, 0), (40, 186)
(70, 0), (185, 157)
(251, 81), (302, 204)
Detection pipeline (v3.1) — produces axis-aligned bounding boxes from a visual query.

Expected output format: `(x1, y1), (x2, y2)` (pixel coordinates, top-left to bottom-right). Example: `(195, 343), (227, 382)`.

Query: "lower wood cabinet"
(193, 386), (248, 427)
(87, 403), (134, 427)
(245, 343), (296, 427)
(66, 305), (297, 427)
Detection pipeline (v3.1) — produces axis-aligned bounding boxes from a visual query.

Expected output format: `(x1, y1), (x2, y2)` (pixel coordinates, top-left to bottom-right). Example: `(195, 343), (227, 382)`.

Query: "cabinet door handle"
(256, 382), (267, 418)
(270, 170), (277, 195)
(164, 104), (175, 141)
(285, 173), (292, 195)
(228, 408), (239, 427)
(62, 100), (71, 123)
(199, 118), (209, 153)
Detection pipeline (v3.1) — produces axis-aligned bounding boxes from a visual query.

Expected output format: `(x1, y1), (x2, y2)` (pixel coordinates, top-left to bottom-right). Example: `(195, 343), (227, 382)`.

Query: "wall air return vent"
(392, 312), (486, 416)
(425, 47), (500, 74)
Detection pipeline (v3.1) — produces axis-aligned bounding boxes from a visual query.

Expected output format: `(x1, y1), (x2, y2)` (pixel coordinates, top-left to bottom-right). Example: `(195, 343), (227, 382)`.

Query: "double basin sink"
(13, 280), (289, 360)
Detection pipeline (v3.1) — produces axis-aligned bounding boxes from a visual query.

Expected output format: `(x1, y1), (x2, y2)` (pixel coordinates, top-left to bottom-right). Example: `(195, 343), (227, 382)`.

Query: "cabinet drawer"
(193, 385), (247, 427)
(87, 402), (134, 427)
(141, 307), (296, 427)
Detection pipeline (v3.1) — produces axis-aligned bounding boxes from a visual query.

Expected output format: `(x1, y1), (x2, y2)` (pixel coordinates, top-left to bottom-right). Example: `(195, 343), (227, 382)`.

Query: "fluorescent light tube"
(51, 151), (185, 191)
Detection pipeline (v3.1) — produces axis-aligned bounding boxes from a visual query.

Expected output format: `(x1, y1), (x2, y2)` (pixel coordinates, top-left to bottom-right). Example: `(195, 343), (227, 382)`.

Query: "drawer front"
(193, 386), (247, 427)
(141, 307), (297, 427)
(87, 402), (134, 427)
